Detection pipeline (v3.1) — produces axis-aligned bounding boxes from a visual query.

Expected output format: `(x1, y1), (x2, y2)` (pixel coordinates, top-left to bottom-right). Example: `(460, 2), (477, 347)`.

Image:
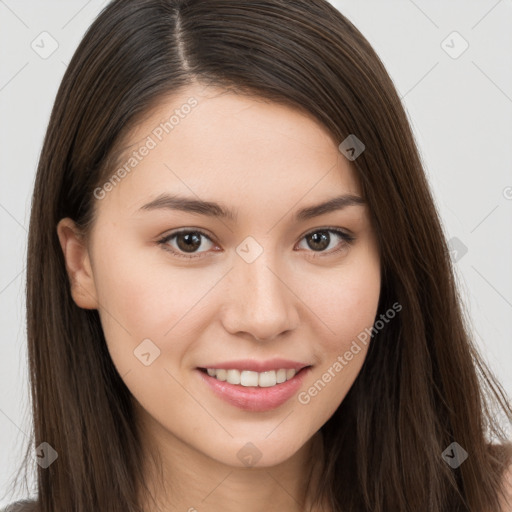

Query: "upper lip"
(198, 358), (310, 372)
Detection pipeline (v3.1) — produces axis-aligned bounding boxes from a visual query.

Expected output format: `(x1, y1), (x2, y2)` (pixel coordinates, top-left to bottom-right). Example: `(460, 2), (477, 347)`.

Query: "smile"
(196, 366), (312, 412)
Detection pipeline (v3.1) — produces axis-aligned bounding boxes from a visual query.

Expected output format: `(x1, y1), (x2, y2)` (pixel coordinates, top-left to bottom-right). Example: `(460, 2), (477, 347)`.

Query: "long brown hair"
(6, 0), (511, 510)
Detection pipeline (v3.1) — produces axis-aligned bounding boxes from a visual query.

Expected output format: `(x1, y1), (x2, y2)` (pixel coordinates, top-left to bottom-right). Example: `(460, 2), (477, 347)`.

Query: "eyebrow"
(139, 193), (365, 222)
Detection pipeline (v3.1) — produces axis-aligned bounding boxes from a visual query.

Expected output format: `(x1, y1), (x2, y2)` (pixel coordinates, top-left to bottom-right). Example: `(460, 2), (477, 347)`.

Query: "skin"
(57, 82), (381, 512)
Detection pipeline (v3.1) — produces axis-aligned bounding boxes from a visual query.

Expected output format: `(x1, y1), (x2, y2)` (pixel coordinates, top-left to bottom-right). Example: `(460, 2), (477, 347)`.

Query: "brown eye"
(296, 228), (354, 256)
(305, 231), (330, 251)
(175, 232), (203, 253)
(158, 229), (215, 259)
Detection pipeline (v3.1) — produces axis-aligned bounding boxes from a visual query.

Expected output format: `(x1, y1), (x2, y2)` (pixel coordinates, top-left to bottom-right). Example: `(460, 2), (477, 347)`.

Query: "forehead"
(101, 83), (362, 215)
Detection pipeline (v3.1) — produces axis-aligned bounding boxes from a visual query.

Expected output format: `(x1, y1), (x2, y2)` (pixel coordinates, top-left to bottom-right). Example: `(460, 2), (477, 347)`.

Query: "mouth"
(196, 365), (313, 412)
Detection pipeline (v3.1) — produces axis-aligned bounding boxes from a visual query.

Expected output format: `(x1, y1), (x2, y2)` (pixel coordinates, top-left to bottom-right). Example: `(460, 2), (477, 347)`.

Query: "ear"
(56, 218), (98, 309)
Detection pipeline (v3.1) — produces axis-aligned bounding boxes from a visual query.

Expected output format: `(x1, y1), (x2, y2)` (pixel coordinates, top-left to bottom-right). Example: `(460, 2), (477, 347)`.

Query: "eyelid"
(297, 224), (355, 241)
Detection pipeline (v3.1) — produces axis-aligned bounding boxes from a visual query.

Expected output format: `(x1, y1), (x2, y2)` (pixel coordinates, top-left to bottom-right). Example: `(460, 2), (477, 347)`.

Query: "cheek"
(299, 252), (381, 350)
(295, 246), (379, 406)
(93, 236), (208, 331)
(297, 277), (379, 417)
(296, 244), (380, 413)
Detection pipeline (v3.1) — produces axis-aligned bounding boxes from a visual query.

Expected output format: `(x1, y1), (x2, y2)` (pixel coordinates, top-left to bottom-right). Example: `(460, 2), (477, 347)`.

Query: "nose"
(220, 255), (300, 342)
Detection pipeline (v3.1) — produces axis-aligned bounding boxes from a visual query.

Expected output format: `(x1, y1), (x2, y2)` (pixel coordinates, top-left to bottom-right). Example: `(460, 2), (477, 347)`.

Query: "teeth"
(205, 368), (298, 387)
(241, 370), (259, 387)
(227, 369), (241, 385)
(276, 368), (287, 383)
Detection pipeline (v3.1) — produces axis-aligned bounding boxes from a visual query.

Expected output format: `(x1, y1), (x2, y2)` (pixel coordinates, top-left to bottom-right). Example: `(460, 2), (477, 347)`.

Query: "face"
(57, 83), (381, 470)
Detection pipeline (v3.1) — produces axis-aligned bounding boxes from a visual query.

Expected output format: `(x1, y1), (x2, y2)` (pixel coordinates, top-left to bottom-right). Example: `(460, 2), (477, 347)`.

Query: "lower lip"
(196, 367), (311, 412)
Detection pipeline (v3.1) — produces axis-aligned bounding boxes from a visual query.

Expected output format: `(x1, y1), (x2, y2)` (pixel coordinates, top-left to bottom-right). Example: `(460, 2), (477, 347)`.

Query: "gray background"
(1, 0), (511, 505)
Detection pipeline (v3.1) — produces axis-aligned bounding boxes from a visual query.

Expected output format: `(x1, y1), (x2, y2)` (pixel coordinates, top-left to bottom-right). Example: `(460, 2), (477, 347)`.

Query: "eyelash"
(157, 227), (355, 260)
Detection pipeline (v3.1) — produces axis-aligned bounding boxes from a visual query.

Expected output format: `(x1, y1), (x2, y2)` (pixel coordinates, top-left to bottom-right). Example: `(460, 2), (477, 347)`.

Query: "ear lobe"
(56, 218), (98, 310)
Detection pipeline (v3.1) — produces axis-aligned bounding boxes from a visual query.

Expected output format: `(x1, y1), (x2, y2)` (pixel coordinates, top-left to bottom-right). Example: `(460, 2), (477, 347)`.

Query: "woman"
(3, 0), (511, 511)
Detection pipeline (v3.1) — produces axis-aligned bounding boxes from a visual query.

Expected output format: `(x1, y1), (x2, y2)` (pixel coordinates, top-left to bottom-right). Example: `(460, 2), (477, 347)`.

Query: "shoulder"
(487, 442), (512, 512)
(0, 500), (37, 512)
(493, 441), (512, 512)
(500, 463), (512, 512)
